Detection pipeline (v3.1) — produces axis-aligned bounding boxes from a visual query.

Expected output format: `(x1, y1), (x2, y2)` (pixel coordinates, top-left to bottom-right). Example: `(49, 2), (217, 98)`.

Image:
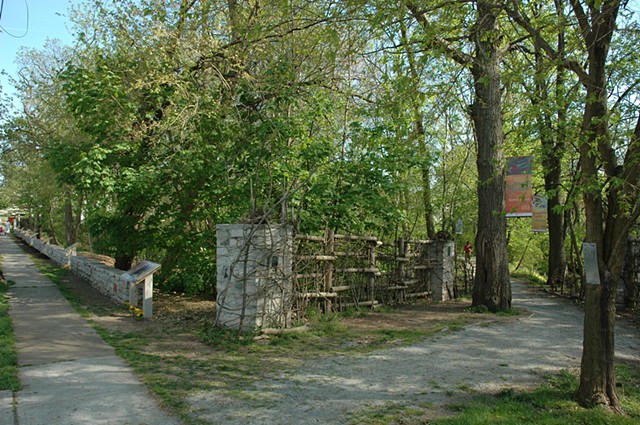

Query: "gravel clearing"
(188, 281), (640, 424)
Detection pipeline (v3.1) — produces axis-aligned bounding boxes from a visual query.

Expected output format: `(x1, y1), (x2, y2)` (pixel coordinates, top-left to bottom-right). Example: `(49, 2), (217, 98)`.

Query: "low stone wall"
(12, 229), (142, 307)
(69, 256), (129, 303)
(36, 239), (71, 268)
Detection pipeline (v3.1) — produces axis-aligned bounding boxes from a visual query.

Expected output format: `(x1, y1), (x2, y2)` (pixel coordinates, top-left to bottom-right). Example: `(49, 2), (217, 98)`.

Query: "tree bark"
(572, 0), (623, 411)
(115, 254), (135, 272)
(470, 1), (511, 311)
(532, 41), (566, 291)
(64, 189), (77, 247)
(545, 0), (567, 290)
(406, 0), (511, 310)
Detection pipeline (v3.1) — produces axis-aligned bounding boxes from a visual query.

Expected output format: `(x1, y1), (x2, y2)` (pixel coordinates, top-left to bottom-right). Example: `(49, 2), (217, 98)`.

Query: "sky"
(0, 0), (74, 98)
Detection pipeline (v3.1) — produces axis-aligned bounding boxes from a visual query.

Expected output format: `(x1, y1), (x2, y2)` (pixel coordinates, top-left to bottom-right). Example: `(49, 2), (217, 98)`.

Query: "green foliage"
(465, 305), (490, 314)
(2, 0), (639, 298)
(158, 234), (216, 294)
(0, 282), (20, 391)
(511, 270), (548, 287)
(507, 219), (548, 276)
(495, 308), (523, 317)
(198, 325), (258, 351)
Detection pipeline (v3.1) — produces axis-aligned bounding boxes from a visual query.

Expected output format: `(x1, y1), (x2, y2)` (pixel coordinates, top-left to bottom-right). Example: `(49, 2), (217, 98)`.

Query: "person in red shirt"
(463, 241), (472, 260)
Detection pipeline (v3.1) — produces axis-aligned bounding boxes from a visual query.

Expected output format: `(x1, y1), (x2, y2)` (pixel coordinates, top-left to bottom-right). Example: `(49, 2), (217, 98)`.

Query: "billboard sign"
(505, 156), (533, 217)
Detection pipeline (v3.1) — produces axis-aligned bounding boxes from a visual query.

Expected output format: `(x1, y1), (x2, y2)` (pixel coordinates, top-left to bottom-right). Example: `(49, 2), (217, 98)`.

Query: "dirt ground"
(57, 264), (517, 339)
(42, 249), (640, 425)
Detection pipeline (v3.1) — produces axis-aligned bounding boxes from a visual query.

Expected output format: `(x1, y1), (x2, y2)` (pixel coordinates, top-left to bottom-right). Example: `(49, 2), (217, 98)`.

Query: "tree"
(533, 0), (571, 290)
(407, 0), (511, 310)
(57, 0), (398, 288)
(570, 0), (639, 410)
(503, 0), (583, 290)
(509, 0), (640, 410)
(0, 40), (85, 245)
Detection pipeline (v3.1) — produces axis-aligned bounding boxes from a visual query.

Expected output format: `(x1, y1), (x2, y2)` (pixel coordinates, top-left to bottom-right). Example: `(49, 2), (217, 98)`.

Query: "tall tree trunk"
(421, 162), (436, 239)
(406, 0), (510, 309)
(573, 0), (623, 410)
(64, 189), (77, 247)
(521, 1), (568, 292)
(470, 1), (511, 311)
(64, 190), (84, 247)
(115, 254), (135, 272)
(545, 0), (567, 290)
(113, 206), (139, 271)
(46, 204), (60, 245)
(544, 151), (566, 289)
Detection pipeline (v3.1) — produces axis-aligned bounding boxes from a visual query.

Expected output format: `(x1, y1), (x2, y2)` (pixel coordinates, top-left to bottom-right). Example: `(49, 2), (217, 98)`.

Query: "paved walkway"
(0, 236), (179, 425)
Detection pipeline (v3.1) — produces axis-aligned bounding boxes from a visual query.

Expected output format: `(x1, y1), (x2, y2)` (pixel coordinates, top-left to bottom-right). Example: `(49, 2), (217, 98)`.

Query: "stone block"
(216, 224), (293, 332)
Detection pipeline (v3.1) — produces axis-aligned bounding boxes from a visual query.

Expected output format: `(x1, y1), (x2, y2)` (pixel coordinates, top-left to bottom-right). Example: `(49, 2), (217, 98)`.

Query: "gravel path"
(189, 281), (640, 424)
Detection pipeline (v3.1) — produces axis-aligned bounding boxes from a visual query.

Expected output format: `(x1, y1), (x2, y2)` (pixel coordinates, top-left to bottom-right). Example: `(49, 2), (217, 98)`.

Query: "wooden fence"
(292, 230), (453, 315)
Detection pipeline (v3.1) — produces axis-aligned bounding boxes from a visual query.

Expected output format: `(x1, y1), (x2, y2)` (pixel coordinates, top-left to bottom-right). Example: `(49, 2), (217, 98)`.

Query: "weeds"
(429, 369), (640, 425)
(0, 280), (19, 391)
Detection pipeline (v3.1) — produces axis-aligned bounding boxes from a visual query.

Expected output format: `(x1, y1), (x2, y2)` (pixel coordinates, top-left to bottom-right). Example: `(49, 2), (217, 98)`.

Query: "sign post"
(122, 261), (161, 318)
(63, 242), (81, 269)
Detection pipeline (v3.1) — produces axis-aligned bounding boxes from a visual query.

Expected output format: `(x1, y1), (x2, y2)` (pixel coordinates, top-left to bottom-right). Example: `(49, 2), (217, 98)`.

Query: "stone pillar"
(428, 239), (455, 301)
(216, 224), (293, 332)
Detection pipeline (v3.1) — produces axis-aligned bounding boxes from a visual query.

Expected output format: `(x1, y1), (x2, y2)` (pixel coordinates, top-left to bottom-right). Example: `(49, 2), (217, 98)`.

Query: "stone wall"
(12, 229), (147, 308)
(69, 256), (129, 303)
(216, 224), (293, 332)
(14, 228), (78, 268)
(428, 239), (455, 301)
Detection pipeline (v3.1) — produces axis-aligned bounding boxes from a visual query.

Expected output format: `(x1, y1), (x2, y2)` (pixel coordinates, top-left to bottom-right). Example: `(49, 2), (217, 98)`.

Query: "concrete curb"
(0, 390), (15, 425)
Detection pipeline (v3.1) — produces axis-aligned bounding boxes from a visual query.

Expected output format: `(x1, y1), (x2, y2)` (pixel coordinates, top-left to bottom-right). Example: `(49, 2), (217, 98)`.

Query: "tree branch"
(404, 1), (472, 67)
(505, 0), (588, 84)
(569, 0), (592, 47)
(622, 110), (640, 192)
(611, 78), (640, 115)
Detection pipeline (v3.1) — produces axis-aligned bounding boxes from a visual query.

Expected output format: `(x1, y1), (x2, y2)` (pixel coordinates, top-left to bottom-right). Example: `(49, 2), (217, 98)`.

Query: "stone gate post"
(216, 224), (293, 332)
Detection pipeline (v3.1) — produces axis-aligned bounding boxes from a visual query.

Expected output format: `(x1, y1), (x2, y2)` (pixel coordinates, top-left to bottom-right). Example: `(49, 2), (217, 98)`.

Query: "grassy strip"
(511, 269), (547, 287)
(32, 259), (93, 317)
(0, 281), (20, 391)
(350, 369), (640, 425)
(92, 326), (213, 425)
(30, 254), (480, 423)
(433, 368), (640, 425)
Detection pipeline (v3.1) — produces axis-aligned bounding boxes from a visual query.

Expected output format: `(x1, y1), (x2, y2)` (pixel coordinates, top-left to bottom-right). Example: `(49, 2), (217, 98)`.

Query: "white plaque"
(455, 219), (463, 234)
(583, 242), (601, 285)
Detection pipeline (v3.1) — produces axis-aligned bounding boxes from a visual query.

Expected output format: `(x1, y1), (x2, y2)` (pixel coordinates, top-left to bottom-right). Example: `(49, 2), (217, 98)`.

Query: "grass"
(0, 280), (20, 391)
(435, 369), (640, 425)
(351, 369), (640, 425)
(348, 402), (431, 425)
(511, 269), (547, 287)
(32, 259), (93, 317)
(24, 251), (518, 423)
(32, 250), (478, 424)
